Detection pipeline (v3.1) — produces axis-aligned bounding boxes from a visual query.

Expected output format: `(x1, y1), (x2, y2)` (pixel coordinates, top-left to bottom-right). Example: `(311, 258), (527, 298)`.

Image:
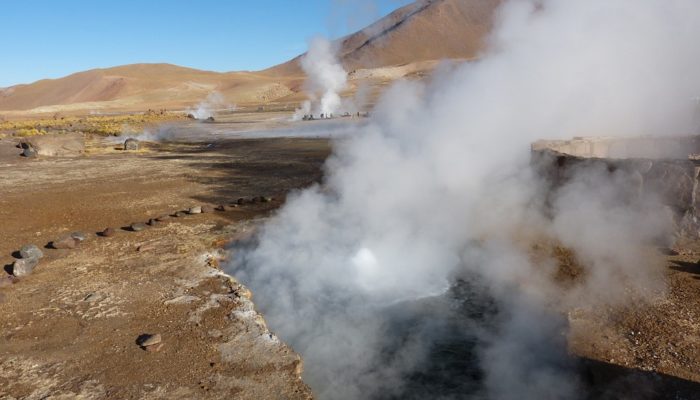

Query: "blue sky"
(0, 0), (412, 87)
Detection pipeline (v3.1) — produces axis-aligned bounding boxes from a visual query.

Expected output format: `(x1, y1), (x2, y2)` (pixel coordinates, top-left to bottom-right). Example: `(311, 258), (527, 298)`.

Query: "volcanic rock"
(51, 235), (79, 249)
(13, 257), (39, 277)
(188, 206), (202, 214)
(130, 223), (147, 232)
(137, 333), (163, 351)
(215, 205), (226, 211)
(236, 197), (248, 205)
(21, 146), (37, 158)
(19, 244), (43, 259)
(101, 227), (116, 237)
(71, 231), (88, 242)
(124, 138), (140, 151)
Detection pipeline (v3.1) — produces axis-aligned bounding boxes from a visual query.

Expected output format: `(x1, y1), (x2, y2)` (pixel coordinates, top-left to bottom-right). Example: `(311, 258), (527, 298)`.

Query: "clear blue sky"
(0, 0), (413, 87)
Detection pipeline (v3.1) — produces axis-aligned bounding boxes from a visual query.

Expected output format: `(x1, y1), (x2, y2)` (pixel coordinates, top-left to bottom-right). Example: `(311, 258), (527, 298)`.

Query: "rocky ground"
(567, 239), (700, 399)
(0, 131), (329, 399)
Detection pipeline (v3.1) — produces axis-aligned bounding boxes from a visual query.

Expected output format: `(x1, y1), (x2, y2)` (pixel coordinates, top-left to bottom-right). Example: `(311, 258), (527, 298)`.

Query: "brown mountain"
(265, 0), (500, 76)
(0, 0), (500, 114)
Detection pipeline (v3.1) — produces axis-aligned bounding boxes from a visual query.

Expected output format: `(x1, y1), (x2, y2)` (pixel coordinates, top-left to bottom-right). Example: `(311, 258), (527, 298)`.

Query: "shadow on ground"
(669, 260), (700, 280)
(144, 138), (331, 222)
(581, 358), (700, 399)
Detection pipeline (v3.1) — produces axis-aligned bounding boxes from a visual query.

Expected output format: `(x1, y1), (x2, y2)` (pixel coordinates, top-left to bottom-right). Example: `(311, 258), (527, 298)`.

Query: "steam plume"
(296, 37), (348, 118)
(230, 1), (700, 399)
(188, 91), (234, 120)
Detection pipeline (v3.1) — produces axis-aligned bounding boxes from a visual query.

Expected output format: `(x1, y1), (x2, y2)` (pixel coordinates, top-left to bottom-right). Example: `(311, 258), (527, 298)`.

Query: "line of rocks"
(4, 196), (274, 280)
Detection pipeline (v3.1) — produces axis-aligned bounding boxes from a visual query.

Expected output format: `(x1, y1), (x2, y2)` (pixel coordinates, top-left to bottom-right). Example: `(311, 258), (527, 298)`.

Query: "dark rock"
(52, 235), (78, 249)
(147, 219), (158, 226)
(19, 244), (43, 259)
(215, 205), (226, 212)
(101, 227), (116, 237)
(204, 116), (215, 122)
(13, 257), (39, 277)
(124, 138), (140, 151)
(236, 197), (248, 205)
(262, 196), (273, 203)
(21, 147), (37, 158)
(71, 231), (88, 242)
(130, 223), (147, 232)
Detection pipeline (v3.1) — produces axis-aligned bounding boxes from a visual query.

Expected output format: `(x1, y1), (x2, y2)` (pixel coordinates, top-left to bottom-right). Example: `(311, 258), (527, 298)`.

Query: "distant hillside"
(0, 0), (501, 114)
(0, 64), (298, 113)
(264, 0), (500, 75)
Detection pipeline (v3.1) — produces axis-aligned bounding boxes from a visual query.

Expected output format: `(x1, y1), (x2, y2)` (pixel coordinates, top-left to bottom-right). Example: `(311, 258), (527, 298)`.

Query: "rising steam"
(188, 91), (235, 120)
(230, 1), (700, 399)
(295, 37), (348, 119)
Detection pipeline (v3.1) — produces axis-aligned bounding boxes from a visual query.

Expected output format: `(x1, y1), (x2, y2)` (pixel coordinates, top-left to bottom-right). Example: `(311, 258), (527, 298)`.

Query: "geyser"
(229, 0), (700, 399)
(295, 37), (348, 119)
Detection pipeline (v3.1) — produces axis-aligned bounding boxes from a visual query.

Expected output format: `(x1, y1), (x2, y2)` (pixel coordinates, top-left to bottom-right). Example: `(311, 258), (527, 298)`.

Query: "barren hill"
(265, 0), (500, 76)
(0, 0), (500, 114)
(0, 64), (298, 114)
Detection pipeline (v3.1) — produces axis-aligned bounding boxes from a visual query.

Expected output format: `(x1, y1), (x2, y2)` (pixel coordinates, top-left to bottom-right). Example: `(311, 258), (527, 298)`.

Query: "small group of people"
(301, 112), (369, 121)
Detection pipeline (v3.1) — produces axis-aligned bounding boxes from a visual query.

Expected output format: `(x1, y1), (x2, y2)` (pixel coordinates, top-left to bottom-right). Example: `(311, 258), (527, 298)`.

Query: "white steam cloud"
(231, 1), (700, 399)
(188, 91), (235, 120)
(296, 37), (349, 119)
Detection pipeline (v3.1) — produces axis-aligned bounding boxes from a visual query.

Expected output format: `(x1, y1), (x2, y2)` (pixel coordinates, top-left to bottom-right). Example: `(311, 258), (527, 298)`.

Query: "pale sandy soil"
(0, 129), (330, 399)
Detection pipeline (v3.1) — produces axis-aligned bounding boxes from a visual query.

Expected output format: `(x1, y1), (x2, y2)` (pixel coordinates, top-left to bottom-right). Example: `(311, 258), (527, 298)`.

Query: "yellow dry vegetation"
(0, 112), (187, 137)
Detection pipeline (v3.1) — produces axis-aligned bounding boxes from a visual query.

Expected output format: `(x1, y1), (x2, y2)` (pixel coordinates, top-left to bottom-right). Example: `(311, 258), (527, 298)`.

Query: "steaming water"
(375, 278), (495, 400)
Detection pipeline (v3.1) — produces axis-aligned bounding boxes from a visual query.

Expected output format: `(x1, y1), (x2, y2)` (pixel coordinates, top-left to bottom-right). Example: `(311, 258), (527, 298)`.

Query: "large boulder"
(22, 133), (85, 157)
